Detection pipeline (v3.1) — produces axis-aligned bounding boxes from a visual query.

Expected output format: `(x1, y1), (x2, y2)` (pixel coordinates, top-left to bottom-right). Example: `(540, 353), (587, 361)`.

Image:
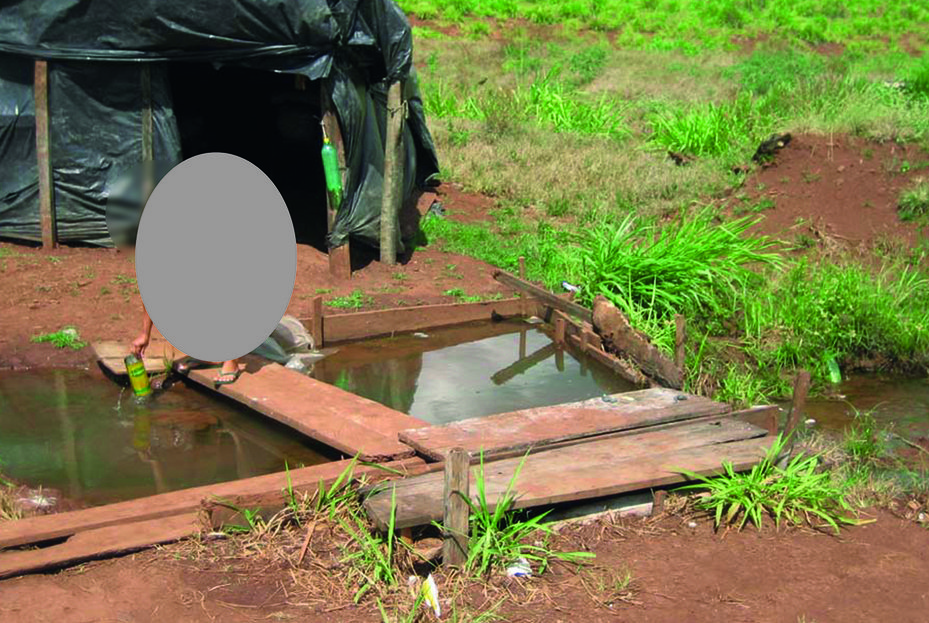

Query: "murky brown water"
(311, 319), (635, 425)
(0, 369), (334, 507)
(800, 374), (929, 438)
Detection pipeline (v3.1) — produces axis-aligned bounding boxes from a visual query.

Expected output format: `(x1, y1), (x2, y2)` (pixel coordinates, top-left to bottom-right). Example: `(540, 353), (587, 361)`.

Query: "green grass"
(677, 434), (859, 533)
(844, 407), (883, 463)
(30, 327), (86, 350)
(0, 470), (21, 522)
(898, 178), (929, 222)
(325, 290), (374, 309)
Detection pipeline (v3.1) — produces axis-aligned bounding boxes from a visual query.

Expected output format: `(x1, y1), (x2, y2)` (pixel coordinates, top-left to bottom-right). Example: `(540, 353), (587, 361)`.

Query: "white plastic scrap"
(413, 332), (430, 339)
(804, 418), (817, 428)
(506, 557), (532, 578)
(409, 574), (441, 617)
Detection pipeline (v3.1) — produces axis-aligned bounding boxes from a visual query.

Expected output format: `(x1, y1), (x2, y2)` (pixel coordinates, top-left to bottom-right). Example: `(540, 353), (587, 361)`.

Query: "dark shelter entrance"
(168, 64), (328, 248)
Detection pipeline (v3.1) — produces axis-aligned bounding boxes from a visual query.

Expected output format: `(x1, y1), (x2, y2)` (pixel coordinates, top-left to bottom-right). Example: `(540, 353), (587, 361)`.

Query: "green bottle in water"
(321, 137), (343, 210)
(124, 353), (153, 398)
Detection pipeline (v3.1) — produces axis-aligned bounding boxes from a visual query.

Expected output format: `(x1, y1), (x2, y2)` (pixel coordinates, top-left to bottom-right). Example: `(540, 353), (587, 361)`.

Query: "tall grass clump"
(743, 260), (929, 386)
(0, 470), (20, 522)
(678, 434), (858, 533)
(898, 178), (929, 222)
(577, 209), (781, 351)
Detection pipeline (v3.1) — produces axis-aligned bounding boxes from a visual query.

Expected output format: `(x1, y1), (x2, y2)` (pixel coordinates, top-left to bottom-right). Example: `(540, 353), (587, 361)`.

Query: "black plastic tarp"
(0, 0), (438, 249)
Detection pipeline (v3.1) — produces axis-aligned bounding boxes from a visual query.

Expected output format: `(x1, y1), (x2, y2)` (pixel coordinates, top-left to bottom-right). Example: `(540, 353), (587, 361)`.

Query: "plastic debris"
(413, 332), (430, 339)
(601, 394), (618, 403)
(804, 418), (817, 428)
(674, 394), (689, 402)
(687, 521), (698, 529)
(825, 353), (842, 384)
(524, 316), (544, 325)
(506, 557), (532, 578)
(426, 201), (446, 219)
(414, 574), (440, 617)
(561, 281), (580, 293)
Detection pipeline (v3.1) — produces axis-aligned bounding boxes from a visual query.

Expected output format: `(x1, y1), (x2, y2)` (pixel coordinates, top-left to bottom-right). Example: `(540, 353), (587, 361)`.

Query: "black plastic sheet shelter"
(0, 0), (439, 251)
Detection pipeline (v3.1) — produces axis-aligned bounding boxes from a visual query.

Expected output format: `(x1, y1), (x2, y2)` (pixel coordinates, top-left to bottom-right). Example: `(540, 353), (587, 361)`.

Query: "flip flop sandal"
(214, 368), (242, 387)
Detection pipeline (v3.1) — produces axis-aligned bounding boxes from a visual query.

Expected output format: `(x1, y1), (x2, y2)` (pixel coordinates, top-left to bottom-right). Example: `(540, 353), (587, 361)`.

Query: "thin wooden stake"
(310, 296), (324, 349)
(442, 447), (469, 567)
(784, 369), (811, 437)
(380, 81), (404, 265)
(518, 256), (527, 316)
(320, 86), (351, 279)
(674, 314), (686, 374)
(34, 60), (56, 248)
(554, 316), (566, 346)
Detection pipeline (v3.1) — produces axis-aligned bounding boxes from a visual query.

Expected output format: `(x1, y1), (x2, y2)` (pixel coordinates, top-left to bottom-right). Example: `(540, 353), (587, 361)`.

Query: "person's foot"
(214, 360), (242, 386)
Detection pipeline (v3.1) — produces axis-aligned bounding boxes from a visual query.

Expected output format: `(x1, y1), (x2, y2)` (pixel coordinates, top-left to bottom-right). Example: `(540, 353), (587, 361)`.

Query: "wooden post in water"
(380, 81), (404, 265)
(310, 296), (324, 349)
(34, 60), (56, 248)
(784, 369), (811, 437)
(518, 256), (527, 316)
(442, 447), (470, 567)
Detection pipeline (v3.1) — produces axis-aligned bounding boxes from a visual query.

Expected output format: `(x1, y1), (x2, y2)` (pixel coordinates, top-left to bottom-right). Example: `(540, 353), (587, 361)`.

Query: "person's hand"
(131, 334), (150, 357)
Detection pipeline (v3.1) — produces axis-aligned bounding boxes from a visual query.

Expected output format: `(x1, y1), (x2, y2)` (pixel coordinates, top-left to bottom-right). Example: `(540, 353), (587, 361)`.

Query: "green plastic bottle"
(321, 137), (343, 210)
(825, 353), (842, 384)
(124, 353), (153, 398)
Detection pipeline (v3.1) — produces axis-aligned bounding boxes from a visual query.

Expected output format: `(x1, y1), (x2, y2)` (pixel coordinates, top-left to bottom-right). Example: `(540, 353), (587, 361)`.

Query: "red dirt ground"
(731, 134), (928, 251)
(1, 510), (928, 622)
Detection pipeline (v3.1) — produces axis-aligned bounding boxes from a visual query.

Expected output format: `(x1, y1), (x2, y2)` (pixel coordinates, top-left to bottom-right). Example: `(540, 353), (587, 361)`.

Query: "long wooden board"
(0, 457), (425, 551)
(185, 355), (423, 461)
(0, 513), (198, 580)
(366, 421), (770, 530)
(492, 270), (593, 323)
(310, 297), (539, 344)
(399, 387), (729, 461)
(93, 340), (186, 375)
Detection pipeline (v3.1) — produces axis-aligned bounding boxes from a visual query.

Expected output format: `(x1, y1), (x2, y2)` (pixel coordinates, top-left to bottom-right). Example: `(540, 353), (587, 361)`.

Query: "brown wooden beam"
(442, 448), (469, 567)
(34, 60), (56, 248)
(320, 85), (352, 279)
(493, 269), (593, 323)
(784, 369), (811, 437)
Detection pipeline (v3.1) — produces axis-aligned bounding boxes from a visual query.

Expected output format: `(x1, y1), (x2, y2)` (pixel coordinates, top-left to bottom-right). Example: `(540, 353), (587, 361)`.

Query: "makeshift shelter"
(0, 0), (439, 275)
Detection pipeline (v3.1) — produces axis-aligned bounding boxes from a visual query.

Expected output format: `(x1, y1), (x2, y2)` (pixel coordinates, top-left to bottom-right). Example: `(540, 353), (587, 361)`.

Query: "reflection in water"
(0, 369), (333, 507)
(312, 320), (634, 425)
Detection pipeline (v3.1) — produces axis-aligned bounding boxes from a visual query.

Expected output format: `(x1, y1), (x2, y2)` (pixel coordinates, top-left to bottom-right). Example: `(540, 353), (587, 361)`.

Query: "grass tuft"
(30, 326), (86, 350)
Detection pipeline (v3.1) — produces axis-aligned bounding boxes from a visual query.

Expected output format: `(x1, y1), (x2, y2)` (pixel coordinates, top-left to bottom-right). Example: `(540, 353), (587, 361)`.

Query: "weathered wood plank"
(308, 297), (537, 344)
(185, 355), (424, 461)
(493, 270), (593, 323)
(593, 296), (682, 389)
(0, 458), (425, 550)
(553, 310), (650, 387)
(399, 387), (730, 462)
(34, 60), (56, 248)
(380, 81), (403, 265)
(0, 513), (199, 580)
(442, 448), (469, 567)
(367, 423), (770, 530)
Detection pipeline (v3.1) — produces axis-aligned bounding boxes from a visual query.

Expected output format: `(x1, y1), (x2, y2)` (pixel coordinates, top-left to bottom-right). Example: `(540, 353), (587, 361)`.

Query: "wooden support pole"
(554, 316), (566, 346)
(380, 81), (404, 265)
(442, 447), (469, 567)
(674, 314), (686, 374)
(651, 489), (666, 516)
(518, 328), (527, 360)
(310, 296), (323, 349)
(34, 60), (56, 248)
(320, 86), (352, 280)
(518, 256), (527, 316)
(783, 369), (811, 437)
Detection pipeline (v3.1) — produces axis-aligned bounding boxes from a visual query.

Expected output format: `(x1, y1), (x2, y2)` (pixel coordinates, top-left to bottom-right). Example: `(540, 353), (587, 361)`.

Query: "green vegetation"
(30, 326), (86, 350)
(677, 434), (858, 533)
(0, 469), (20, 522)
(445, 453), (594, 576)
(325, 289), (374, 309)
(898, 178), (929, 221)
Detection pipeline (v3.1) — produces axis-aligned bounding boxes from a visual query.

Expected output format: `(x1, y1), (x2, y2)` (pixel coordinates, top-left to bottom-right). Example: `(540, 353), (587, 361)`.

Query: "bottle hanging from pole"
(321, 136), (343, 211)
(124, 353), (153, 398)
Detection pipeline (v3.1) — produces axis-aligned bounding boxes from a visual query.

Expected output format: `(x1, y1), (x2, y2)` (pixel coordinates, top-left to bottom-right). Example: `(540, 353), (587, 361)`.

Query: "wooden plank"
(367, 422), (771, 530)
(329, 242), (352, 280)
(309, 297), (537, 343)
(493, 270), (593, 323)
(0, 458), (425, 550)
(675, 314), (686, 373)
(185, 355), (424, 461)
(398, 387), (729, 462)
(442, 448), (469, 567)
(34, 60), (56, 249)
(380, 81), (403, 265)
(593, 296), (682, 389)
(93, 340), (186, 375)
(0, 513), (198, 580)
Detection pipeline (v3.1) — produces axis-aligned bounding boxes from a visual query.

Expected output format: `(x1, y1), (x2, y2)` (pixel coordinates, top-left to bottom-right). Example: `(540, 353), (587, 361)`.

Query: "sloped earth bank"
(1, 510), (928, 622)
